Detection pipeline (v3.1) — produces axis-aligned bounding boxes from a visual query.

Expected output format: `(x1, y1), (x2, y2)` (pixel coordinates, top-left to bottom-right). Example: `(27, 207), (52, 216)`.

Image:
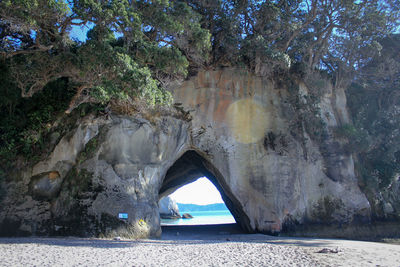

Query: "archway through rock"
(159, 150), (252, 232)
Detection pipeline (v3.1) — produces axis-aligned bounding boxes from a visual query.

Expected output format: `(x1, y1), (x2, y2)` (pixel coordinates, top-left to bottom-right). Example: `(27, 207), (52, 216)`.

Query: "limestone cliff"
(164, 68), (370, 232)
(0, 68), (372, 238)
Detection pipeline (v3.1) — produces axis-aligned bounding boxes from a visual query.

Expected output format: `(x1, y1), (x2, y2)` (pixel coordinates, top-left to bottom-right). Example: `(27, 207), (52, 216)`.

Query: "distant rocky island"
(159, 197), (229, 220)
(159, 197), (181, 219)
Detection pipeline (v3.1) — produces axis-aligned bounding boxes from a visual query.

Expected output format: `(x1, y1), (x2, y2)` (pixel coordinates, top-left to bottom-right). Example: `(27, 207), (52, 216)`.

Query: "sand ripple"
(0, 235), (399, 267)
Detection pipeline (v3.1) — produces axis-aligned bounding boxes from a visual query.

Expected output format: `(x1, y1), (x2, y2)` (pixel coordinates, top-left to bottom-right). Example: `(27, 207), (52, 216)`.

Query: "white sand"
(0, 233), (399, 267)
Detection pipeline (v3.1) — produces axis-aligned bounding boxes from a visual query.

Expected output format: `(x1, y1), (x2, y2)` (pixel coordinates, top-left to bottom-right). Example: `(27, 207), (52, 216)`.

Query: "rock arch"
(159, 150), (252, 232)
(0, 67), (372, 238)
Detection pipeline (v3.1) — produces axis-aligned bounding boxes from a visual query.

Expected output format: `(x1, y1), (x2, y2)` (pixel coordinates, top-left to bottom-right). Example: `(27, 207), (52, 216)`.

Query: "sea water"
(161, 210), (235, 225)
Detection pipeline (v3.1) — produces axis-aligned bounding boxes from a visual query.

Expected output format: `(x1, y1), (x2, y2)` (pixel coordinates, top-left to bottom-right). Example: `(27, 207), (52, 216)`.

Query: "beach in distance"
(161, 210), (236, 225)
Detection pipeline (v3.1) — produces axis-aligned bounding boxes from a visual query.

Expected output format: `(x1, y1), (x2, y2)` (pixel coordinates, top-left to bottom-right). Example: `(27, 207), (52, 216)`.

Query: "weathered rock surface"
(163, 68), (370, 233)
(0, 68), (373, 238)
(159, 196), (181, 219)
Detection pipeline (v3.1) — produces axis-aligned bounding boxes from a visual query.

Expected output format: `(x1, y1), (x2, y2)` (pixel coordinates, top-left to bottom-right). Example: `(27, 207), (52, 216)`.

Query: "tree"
(0, 0), (211, 112)
(235, 0), (400, 85)
(1, 0), (399, 112)
(346, 34), (400, 196)
(184, 0), (242, 66)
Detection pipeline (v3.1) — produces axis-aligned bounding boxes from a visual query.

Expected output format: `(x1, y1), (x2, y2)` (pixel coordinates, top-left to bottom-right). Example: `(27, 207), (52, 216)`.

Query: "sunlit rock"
(0, 68), (372, 238)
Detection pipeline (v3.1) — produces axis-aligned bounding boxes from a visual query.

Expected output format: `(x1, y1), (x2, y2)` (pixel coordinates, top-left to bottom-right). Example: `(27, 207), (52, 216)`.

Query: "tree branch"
(0, 44), (54, 59)
(283, 0), (318, 51)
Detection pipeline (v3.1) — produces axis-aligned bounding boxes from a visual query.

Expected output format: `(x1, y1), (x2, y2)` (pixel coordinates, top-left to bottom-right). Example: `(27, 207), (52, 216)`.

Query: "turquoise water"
(161, 210), (236, 225)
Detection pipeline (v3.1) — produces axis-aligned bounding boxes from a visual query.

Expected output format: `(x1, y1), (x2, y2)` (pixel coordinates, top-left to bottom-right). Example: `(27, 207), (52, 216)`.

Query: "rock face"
(0, 68), (372, 238)
(159, 196), (181, 219)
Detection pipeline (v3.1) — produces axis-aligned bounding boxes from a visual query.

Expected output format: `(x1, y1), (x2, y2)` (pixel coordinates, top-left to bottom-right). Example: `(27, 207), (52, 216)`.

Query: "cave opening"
(160, 177), (236, 225)
(158, 150), (252, 233)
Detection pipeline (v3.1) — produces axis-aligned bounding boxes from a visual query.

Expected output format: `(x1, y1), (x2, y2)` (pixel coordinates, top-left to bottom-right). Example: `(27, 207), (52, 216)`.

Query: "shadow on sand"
(0, 223), (375, 248)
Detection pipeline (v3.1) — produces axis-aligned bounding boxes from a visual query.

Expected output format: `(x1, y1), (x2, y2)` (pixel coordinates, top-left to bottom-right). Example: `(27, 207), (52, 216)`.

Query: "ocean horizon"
(161, 210), (236, 225)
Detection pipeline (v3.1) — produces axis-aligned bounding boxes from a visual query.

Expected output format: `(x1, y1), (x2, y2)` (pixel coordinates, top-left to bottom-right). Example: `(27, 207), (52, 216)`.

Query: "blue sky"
(170, 177), (224, 205)
(69, 22), (123, 42)
(69, 23), (93, 42)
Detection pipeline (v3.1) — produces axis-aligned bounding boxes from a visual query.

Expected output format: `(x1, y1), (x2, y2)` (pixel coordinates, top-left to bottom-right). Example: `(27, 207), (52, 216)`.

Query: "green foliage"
(76, 133), (101, 165)
(185, 0), (241, 65)
(0, 65), (74, 171)
(1, 0), (399, 108)
(283, 75), (328, 145)
(346, 34), (400, 198)
(186, 0), (400, 85)
(334, 124), (370, 153)
(1, 0), (211, 111)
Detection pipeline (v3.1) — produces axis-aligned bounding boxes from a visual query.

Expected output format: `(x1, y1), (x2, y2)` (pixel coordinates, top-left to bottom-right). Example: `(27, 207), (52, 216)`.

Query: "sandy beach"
(0, 225), (399, 267)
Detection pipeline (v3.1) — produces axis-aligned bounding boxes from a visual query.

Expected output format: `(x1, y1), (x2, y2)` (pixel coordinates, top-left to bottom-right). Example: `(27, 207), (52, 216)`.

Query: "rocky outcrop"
(181, 213), (193, 219)
(159, 196), (181, 219)
(0, 68), (372, 238)
(0, 114), (190, 237)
